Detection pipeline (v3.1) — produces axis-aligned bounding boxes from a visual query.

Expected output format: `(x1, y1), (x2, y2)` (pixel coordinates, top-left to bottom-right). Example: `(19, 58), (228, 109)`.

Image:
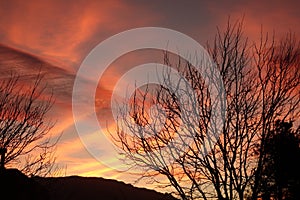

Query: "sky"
(0, 0), (299, 191)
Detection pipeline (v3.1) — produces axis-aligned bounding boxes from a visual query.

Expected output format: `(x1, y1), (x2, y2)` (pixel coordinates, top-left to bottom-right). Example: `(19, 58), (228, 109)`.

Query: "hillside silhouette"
(0, 168), (178, 200)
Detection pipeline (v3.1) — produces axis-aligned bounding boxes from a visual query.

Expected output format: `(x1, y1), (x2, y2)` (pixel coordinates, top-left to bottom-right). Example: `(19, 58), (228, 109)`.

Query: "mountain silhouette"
(0, 168), (178, 200)
(0, 168), (50, 200)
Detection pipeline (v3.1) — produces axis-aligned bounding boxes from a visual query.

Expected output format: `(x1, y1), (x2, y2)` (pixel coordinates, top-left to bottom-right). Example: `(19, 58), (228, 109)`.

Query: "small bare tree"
(0, 73), (60, 177)
(112, 20), (300, 200)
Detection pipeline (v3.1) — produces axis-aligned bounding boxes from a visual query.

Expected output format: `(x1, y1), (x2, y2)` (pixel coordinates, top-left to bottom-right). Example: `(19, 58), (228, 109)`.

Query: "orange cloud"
(0, 0), (161, 72)
(205, 0), (300, 42)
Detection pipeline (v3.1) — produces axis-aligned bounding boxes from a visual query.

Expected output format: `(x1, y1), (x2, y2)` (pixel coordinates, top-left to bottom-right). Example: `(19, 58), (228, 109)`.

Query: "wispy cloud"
(0, 0), (160, 71)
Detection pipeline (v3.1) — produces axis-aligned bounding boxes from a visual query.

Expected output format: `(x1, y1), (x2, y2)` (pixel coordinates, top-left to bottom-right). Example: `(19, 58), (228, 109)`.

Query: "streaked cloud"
(0, 0), (161, 71)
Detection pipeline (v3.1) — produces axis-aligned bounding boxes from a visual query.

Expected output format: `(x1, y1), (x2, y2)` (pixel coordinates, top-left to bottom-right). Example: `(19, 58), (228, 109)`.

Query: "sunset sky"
(0, 0), (299, 191)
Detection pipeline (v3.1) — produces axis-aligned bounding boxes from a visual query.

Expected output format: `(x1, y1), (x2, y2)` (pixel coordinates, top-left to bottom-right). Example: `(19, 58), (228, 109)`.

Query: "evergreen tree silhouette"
(260, 120), (300, 200)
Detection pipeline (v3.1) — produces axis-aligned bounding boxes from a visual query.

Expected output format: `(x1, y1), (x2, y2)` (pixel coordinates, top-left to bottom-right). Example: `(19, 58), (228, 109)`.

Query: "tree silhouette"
(0, 73), (59, 177)
(112, 19), (300, 200)
(258, 120), (300, 200)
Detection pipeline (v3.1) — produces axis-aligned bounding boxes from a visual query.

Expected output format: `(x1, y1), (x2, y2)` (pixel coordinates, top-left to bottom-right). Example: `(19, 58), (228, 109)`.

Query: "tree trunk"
(0, 148), (7, 170)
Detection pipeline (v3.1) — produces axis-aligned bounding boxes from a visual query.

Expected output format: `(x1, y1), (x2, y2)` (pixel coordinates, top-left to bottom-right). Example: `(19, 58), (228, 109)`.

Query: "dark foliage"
(259, 120), (300, 200)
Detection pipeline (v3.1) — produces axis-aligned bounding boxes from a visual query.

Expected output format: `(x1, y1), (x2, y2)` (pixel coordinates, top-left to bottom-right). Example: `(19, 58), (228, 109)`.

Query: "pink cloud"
(0, 0), (161, 72)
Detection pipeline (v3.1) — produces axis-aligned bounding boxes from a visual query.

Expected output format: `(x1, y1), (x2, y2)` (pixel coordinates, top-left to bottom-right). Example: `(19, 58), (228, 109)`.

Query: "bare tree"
(112, 20), (300, 200)
(0, 73), (60, 177)
(250, 30), (300, 200)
